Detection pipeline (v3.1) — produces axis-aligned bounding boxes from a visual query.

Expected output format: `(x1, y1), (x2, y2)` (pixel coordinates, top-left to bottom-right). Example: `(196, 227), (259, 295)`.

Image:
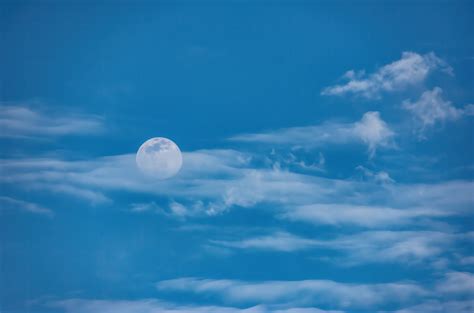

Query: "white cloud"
(280, 204), (449, 228)
(321, 52), (452, 99)
(356, 166), (395, 184)
(156, 277), (427, 309)
(129, 202), (162, 213)
(317, 231), (467, 265)
(435, 271), (474, 295)
(383, 300), (474, 313)
(463, 104), (474, 116)
(49, 299), (264, 313)
(230, 112), (394, 158)
(211, 231), (317, 252)
(210, 230), (470, 266)
(458, 256), (474, 266)
(0, 104), (104, 138)
(402, 87), (472, 137)
(353, 112), (395, 157)
(48, 299), (343, 313)
(0, 196), (53, 217)
(0, 149), (472, 224)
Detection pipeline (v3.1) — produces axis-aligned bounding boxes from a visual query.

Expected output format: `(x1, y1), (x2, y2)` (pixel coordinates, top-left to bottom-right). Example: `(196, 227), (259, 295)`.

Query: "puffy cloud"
(0, 104), (104, 138)
(321, 52), (452, 99)
(353, 112), (395, 157)
(402, 87), (472, 137)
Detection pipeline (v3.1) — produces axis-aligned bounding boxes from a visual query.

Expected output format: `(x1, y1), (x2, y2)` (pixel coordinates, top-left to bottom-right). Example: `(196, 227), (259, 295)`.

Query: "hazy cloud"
(48, 299), (344, 313)
(0, 104), (104, 138)
(0, 196), (53, 217)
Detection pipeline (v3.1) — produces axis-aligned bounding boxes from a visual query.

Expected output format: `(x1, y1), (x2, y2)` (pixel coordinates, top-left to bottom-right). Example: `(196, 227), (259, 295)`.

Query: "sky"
(1, 1), (474, 312)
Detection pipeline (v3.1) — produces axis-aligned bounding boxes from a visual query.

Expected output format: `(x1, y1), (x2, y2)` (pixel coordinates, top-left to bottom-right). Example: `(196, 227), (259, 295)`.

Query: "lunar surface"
(136, 137), (183, 179)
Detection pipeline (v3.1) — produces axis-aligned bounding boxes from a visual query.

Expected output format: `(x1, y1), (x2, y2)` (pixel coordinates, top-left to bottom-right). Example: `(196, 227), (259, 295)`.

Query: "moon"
(136, 137), (183, 179)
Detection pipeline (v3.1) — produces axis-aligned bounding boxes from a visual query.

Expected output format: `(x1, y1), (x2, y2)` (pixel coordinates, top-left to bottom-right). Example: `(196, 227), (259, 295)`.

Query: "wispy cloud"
(315, 231), (470, 266)
(45, 272), (474, 313)
(1, 148), (472, 223)
(280, 204), (449, 228)
(0, 103), (104, 138)
(210, 230), (471, 266)
(48, 298), (344, 313)
(321, 52), (452, 99)
(383, 300), (474, 313)
(211, 231), (317, 252)
(435, 271), (474, 295)
(402, 87), (473, 138)
(0, 196), (53, 217)
(156, 277), (427, 309)
(231, 112), (395, 158)
(355, 166), (395, 184)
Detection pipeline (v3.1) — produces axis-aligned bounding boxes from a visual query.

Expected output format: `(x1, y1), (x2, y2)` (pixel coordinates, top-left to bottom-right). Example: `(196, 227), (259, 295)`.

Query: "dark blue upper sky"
(1, 1), (473, 313)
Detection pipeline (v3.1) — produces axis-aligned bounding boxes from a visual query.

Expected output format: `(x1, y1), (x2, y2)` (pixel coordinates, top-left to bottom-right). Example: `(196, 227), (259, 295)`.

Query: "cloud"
(46, 272), (474, 313)
(353, 112), (395, 157)
(156, 277), (427, 309)
(0, 148), (472, 224)
(384, 300), (474, 313)
(321, 52), (452, 99)
(435, 271), (474, 295)
(129, 201), (162, 213)
(0, 150), (345, 214)
(402, 87), (472, 137)
(211, 231), (317, 252)
(316, 231), (469, 265)
(463, 104), (474, 116)
(0, 104), (104, 138)
(49, 299), (263, 313)
(231, 112), (394, 158)
(48, 299), (344, 313)
(0, 196), (53, 217)
(280, 204), (449, 228)
(356, 166), (395, 184)
(210, 230), (471, 266)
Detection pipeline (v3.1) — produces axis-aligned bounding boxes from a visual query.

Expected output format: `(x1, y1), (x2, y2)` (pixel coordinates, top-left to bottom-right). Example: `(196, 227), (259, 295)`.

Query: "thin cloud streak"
(0, 196), (54, 217)
(0, 104), (104, 138)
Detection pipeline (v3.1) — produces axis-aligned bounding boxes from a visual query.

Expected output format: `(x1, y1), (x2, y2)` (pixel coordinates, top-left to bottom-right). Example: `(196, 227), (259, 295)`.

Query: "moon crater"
(136, 137), (183, 179)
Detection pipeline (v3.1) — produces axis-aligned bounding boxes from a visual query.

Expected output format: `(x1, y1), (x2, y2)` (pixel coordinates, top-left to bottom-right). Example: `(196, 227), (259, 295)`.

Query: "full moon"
(136, 137), (183, 179)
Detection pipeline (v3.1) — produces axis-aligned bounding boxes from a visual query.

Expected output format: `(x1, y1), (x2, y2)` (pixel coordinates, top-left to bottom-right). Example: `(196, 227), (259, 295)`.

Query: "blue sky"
(1, 1), (474, 312)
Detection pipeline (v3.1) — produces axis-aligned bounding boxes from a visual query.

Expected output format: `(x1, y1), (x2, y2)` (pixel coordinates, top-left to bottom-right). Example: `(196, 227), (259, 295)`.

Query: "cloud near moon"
(136, 137), (183, 179)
